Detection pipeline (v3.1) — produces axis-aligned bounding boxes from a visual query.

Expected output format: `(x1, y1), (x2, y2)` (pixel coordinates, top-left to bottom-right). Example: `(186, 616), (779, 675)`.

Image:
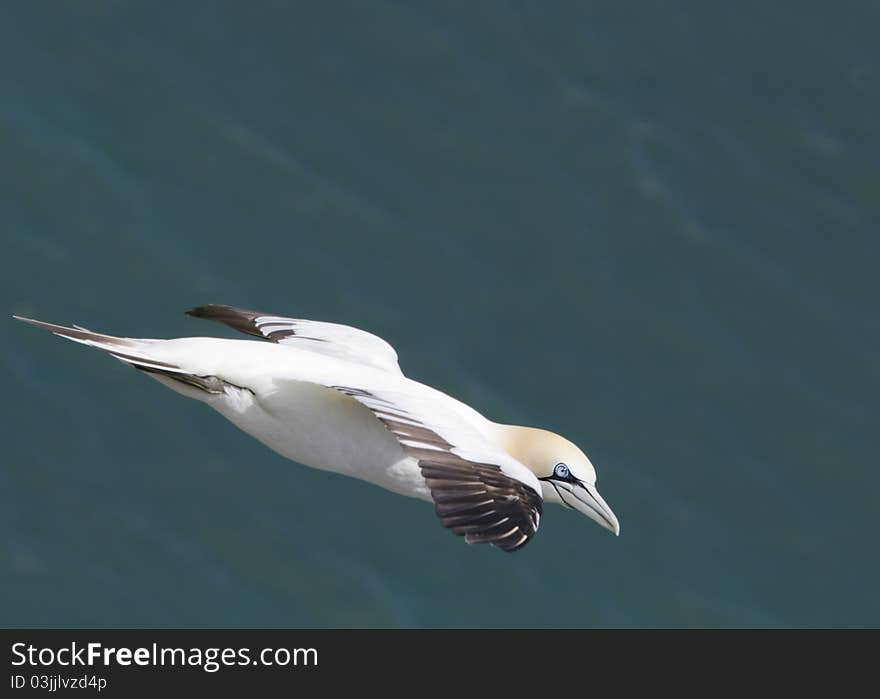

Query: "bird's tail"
(12, 315), (187, 374)
(13, 315), (237, 397)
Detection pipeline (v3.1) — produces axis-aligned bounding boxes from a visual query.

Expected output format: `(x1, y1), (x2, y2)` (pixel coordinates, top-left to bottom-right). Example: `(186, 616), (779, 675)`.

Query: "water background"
(2, 2), (878, 627)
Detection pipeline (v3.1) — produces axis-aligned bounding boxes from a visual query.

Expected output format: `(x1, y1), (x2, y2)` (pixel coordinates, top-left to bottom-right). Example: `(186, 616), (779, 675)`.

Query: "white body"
(148, 337), (489, 500)
(15, 307), (620, 550)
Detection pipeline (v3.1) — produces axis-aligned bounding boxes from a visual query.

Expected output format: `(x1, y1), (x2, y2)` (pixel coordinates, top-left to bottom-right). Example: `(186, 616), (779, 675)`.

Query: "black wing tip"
(427, 466), (542, 554)
(186, 304), (237, 318)
(185, 304), (272, 340)
(461, 526), (534, 553)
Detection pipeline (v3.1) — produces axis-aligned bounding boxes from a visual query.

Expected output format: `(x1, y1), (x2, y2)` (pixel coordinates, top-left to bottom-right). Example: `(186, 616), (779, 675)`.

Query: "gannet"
(14, 305), (619, 551)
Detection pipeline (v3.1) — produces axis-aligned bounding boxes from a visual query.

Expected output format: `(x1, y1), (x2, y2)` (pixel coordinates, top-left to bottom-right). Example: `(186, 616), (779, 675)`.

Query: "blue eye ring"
(554, 463), (570, 479)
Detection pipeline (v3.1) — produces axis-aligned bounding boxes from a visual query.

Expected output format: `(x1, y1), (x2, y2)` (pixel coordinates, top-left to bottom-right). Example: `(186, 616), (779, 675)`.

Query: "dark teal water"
(2, 2), (878, 627)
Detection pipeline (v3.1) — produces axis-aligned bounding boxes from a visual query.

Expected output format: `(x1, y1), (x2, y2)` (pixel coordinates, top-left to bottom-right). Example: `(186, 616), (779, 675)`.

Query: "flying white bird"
(14, 306), (619, 551)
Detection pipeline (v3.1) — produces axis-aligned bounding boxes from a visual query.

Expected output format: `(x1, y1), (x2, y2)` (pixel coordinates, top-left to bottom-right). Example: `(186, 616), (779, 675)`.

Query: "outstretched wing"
(332, 385), (543, 552)
(186, 304), (402, 375)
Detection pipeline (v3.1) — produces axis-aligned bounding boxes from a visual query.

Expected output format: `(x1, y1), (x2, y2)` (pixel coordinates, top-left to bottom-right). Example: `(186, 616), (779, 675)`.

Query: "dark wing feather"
(186, 305), (296, 341)
(186, 304), (403, 374)
(333, 385), (542, 552)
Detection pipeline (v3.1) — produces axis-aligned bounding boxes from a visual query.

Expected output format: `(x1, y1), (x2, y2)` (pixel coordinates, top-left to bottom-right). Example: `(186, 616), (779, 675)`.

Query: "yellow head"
(494, 424), (619, 535)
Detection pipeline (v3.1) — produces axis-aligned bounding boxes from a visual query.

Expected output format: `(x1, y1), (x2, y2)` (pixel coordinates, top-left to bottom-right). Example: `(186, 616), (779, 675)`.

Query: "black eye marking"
(539, 462), (577, 484)
(553, 463), (570, 479)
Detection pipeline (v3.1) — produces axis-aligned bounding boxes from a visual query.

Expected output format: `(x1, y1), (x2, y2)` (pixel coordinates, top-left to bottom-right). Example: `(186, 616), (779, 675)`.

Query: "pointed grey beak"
(571, 481), (620, 536)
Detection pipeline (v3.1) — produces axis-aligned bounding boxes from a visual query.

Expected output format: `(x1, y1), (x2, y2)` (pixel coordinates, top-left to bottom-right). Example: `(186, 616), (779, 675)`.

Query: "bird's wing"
(332, 384), (543, 552)
(186, 304), (402, 375)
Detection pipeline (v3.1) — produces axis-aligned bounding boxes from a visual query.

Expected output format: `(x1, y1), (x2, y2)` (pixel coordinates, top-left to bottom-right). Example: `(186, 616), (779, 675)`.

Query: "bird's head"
(496, 425), (620, 536)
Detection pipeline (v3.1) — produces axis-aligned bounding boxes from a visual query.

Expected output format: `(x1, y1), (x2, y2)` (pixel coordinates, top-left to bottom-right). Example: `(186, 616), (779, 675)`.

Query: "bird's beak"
(571, 481), (620, 536)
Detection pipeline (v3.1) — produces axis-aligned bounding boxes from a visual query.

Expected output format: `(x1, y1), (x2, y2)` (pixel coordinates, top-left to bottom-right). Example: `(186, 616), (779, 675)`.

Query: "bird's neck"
(490, 423), (559, 475)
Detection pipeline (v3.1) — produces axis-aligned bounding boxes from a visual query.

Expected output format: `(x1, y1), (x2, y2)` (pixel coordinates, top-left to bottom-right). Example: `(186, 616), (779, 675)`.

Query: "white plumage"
(14, 305), (619, 552)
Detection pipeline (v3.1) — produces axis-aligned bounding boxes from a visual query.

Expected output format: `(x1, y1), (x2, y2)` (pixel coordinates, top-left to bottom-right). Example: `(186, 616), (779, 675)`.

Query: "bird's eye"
(554, 463), (570, 479)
